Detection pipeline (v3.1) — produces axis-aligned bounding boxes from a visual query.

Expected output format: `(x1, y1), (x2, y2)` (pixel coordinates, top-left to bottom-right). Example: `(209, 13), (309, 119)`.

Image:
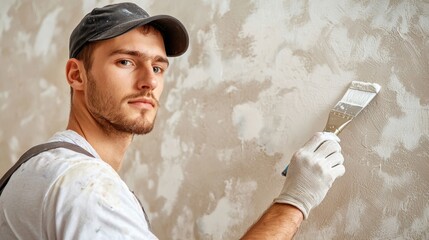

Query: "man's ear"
(65, 58), (86, 91)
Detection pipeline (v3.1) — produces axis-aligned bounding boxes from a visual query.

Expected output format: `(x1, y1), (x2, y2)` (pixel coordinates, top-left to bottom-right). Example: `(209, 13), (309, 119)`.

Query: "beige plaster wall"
(1, 0), (428, 239)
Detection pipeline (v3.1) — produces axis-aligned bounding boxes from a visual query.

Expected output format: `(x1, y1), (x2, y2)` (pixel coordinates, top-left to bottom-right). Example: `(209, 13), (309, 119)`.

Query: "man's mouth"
(128, 97), (156, 109)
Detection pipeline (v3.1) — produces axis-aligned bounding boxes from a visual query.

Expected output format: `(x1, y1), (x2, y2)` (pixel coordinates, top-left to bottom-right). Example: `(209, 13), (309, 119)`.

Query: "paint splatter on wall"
(1, 0), (428, 239)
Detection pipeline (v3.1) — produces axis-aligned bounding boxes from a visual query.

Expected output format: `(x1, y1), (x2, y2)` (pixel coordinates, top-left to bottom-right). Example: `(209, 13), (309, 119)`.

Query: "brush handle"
(281, 166), (289, 176)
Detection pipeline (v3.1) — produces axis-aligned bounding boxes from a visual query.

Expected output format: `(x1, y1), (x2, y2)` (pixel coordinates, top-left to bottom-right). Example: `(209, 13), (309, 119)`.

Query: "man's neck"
(67, 108), (132, 171)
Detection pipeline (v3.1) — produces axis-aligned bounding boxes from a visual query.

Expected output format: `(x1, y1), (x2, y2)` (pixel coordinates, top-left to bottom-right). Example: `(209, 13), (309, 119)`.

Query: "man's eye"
(153, 66), (162, 73)
(119, 60), (133, 66)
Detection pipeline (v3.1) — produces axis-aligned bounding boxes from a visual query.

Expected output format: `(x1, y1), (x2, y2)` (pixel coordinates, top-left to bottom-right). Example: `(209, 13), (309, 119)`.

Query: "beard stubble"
(86, 72), (158, 135)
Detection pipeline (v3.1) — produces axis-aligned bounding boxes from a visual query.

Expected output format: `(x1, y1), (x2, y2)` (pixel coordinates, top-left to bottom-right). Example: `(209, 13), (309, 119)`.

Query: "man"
(0, 2), (345, 239)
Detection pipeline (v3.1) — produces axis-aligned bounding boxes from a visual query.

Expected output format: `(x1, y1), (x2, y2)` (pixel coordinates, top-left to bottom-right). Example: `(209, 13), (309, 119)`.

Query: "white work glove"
(274, 132), (345, 219)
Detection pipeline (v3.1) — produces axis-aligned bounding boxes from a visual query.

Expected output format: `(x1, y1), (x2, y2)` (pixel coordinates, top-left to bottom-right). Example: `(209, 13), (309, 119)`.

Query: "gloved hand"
(274, 132), (345, 219)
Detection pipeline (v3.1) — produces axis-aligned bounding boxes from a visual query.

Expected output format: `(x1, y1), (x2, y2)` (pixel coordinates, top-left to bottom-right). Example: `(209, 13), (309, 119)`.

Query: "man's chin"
(127, 118), (156, 135)
(123, 119), (155, 135)
(105, 113), (157, 135)
(105, 117), (154, 135)
(132, 125), (154, 135)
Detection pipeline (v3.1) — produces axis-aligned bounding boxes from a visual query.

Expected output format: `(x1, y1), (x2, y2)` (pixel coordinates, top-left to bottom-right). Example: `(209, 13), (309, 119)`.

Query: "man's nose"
(137, 65), (158, 90)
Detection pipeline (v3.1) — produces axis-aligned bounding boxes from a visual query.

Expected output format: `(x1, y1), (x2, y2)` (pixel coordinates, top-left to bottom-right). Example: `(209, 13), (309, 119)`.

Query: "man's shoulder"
(20, 145), (107, 181)
(2, 146), (113, 203)
(2, 145), (132, 216)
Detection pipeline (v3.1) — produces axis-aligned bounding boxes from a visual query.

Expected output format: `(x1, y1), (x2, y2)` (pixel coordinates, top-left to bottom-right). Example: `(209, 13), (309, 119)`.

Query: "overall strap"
(0, 141), (94, 195)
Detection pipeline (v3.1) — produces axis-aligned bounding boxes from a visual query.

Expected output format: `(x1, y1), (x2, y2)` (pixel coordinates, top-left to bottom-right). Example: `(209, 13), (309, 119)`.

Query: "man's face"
(84, 27), (168, 135)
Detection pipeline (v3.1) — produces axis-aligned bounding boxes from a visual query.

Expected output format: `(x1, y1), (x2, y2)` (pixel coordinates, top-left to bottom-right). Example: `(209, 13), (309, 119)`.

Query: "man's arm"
(241, 203), (303, 240)
(242, 132), (345, 239)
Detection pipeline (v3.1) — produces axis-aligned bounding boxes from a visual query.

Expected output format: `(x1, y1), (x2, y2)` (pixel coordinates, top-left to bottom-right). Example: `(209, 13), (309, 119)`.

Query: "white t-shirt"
(0, 130), (157, 239)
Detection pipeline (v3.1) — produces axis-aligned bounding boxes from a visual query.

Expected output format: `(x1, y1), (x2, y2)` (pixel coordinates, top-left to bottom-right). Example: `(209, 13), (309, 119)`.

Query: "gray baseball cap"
(69, 2), (189, 58)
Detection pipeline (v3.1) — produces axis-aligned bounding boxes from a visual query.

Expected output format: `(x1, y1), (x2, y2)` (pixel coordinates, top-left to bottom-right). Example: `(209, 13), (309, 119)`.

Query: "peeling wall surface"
(1, 0), (428, 239)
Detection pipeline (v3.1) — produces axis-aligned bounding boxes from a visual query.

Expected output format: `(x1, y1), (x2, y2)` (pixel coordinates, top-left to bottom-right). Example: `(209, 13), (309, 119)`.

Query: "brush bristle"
(340, 88), (378, 107)
(340, 81), (381, 107)
(350, 81), (381, 93)
(332, 81), (381, 117)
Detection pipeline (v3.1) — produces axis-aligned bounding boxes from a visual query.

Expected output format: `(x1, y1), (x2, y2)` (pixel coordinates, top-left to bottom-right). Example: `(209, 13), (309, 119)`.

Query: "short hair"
(75, 42), (98, 71)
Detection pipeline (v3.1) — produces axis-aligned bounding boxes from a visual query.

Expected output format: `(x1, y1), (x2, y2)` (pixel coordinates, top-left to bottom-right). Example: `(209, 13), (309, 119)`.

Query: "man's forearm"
(241, 203), (303, 240)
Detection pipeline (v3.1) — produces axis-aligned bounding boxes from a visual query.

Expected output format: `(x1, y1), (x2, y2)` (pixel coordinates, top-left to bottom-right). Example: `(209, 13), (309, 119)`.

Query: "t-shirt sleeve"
(43, 161), (157, 240)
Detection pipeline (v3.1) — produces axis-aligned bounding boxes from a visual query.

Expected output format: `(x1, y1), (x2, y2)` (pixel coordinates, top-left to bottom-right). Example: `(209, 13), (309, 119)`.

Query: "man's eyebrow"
(109, 49), (169, 66)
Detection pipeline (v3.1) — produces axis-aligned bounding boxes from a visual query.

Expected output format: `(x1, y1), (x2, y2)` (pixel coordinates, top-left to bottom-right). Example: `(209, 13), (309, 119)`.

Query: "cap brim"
(89, 15), (189, 57)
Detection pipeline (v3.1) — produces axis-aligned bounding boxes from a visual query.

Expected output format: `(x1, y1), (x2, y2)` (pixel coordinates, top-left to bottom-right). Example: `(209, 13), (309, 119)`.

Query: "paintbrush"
(282, 81), (381, 176)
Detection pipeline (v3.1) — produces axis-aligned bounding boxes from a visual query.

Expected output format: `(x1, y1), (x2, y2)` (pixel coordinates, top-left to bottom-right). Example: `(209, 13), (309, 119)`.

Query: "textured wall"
(1, 0), (428, 239)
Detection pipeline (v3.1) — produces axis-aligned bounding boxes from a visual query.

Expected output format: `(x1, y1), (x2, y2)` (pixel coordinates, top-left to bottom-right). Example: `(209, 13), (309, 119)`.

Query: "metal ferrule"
(323, 110), (354, 135)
